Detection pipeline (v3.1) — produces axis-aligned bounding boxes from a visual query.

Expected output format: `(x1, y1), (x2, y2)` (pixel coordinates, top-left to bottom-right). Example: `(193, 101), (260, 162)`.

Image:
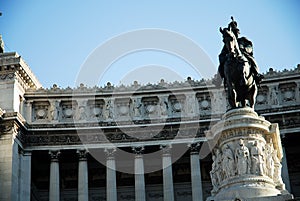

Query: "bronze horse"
(220, 27), (257, 109)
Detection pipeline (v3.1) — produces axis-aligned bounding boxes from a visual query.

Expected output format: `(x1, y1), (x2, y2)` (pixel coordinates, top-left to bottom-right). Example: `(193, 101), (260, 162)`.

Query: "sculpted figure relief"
(49, 100), (60, 121)
(159, 97), (168, 116)
(272, 149), (284, 188)
(215, 148), (224, 183)
(221, 144), (235, 178)
(75, 100), (87, 121)
(210, 154), (219, 192)
(265, 140), (275, 179)
(250, 141), (265, 175)
(133, 99), (142, 117)
(235, 139), (250, 175)
(215, 17), (264, 109)
(104, 100), (114, 119)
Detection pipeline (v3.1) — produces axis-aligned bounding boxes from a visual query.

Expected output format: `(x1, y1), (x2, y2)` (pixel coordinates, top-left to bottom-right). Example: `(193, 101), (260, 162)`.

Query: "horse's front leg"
(227, 83), (237, 109)
(248, 85), (257, 108)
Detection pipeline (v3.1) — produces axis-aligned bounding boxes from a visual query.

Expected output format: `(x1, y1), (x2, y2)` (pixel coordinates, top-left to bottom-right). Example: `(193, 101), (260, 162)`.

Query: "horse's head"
(220, 27), (240, 57)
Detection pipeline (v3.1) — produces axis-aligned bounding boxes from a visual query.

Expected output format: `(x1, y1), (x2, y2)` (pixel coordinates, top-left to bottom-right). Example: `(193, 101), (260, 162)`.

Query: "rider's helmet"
(228, 16), (240, 37)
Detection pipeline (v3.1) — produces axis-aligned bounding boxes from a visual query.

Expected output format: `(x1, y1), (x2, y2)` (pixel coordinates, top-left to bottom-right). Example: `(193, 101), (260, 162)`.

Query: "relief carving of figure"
(159, 97), (168, 116)
(49, 100), (60, 121)
(272, 149), (284, 188)
(76, 106), (87, 120)
(235, 139), (250, 175)
(250, 141), (265, 175)
(186, 94), (195, 114)
(210, 154), (219, 192)
(75, 101), (87, 120)
(215, 148), (224, 183)
(221, 144), (235, 178)
(104, 100), (114, 119)
(212, 90), (226, 114)
(270, 87), (279, 105)
(133, 99), (142, 117)
(265, 140), (275, 179)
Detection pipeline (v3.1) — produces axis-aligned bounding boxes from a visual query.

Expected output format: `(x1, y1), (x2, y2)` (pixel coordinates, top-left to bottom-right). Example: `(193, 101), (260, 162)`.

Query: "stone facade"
(0, 51), (300, 201)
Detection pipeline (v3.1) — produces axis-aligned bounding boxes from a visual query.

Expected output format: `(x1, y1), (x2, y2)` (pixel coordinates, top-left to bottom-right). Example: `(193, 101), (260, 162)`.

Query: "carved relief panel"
(256, 86), (268, 106)
(61, 101), (77, 121)
(168, 94), (185, 117)
(87, 99), (104, 121)
(196, 92), (211, 116)
(32, 101), (49, 121)
(114, 98), (131, 121)
(75, 99), (88, 121)
(132, 97), (142, 119)
(279, 82), (297, 104)
(141, 96), (159, 119)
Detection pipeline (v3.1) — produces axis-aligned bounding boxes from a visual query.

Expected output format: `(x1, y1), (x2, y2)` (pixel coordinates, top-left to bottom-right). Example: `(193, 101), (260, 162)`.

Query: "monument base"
(206, 108), (293, 201)
(207, 194), (293, 201)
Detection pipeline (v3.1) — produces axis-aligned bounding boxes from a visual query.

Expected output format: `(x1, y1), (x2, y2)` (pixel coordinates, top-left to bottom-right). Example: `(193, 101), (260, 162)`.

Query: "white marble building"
(0, 51), (300, 201)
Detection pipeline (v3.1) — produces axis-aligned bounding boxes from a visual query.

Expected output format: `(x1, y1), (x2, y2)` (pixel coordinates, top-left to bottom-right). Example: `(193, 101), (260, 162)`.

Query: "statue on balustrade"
(214, 17), (264, 109)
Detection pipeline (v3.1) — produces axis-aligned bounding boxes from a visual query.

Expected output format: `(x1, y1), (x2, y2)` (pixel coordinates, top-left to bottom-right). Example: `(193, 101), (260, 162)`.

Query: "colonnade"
(23, 143), (291, 201)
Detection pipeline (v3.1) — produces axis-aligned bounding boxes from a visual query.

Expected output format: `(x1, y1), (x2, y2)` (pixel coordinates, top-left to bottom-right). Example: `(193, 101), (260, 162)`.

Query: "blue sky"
(1, 1), (299, 88)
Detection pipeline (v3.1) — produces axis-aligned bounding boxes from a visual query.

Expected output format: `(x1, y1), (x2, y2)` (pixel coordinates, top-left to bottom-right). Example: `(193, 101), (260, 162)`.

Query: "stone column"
(20, 150), (32, 201)
(133, 146), (146, 201)
(105, 148), (117, 201)
(77, 150), (89, 201)
(161, 144), (174, 201)
(49, 150), (61, 201)
(281, 146), (291, 192)
(189, 143), (203, 201)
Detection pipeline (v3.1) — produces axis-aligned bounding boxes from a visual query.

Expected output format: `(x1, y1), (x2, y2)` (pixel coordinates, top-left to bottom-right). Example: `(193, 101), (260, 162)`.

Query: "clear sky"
(1, 0), (299, 88)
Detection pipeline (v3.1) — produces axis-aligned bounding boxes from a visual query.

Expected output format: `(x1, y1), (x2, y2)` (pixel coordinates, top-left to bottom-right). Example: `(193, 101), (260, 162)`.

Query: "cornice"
(0, 52), (42, 89)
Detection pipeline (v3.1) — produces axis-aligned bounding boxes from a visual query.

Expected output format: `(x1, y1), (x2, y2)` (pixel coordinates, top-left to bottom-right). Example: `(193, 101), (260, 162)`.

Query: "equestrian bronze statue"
(215, 17), (263, 109)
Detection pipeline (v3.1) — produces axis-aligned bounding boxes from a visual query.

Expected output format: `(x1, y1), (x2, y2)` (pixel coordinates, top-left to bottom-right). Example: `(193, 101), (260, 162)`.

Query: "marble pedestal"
(206, 108), (293, 201)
